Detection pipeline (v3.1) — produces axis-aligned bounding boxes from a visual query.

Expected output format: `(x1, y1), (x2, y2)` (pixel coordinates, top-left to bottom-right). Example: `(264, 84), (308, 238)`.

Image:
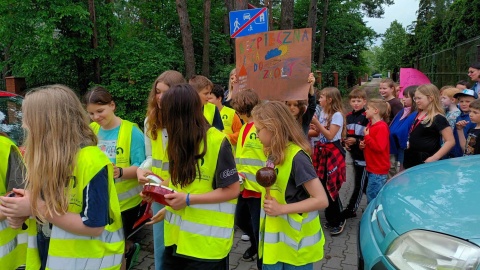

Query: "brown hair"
(189, 75), (213, 93)
(83, 86), (114, 105)
(320, 87), (346, 138)
(161, 84), (209, 188)
(146, 71), (185, 140)
(367, 99), (391, 122)
(442, 87), (461, 99)
(231, 89), (260, 118)
(469, 99), (480, 111)
(380, 78), (397, 97)
(285, 100), (307, 123)
(348, 88), (367, 100)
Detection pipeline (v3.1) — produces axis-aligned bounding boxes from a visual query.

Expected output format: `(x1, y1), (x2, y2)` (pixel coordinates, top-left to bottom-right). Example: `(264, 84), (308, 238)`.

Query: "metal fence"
(416, 36), (480, 88)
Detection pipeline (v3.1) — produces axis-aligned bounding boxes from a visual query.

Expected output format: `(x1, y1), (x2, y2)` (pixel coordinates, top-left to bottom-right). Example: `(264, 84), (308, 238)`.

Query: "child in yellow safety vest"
(148, 83), (239, 270)
(0, 85), (124, 270)
(0, 133), (29, 270)
(251, 101), (329, 270)
(84, 86), (146, 269)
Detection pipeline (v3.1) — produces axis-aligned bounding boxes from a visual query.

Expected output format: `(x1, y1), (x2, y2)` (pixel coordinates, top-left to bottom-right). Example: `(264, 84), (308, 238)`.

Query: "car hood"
(378, 156), (480, 244)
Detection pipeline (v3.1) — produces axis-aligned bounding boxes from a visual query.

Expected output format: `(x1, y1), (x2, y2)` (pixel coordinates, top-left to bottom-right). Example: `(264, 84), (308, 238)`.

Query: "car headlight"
(386, 230), (480, 269)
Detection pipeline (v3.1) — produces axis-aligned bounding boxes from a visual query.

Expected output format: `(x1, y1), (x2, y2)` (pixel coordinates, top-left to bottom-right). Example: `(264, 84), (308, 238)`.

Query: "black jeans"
(163, 245), (228, 270)
(234, 195), (262, 270)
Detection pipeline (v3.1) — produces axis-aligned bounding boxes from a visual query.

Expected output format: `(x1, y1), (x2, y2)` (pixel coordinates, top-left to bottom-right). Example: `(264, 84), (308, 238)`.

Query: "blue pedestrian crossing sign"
(229, 8), (268, 38)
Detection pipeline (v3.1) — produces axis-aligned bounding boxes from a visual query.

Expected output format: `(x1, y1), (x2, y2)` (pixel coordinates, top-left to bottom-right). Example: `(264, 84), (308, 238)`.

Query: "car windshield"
(0, 95), (24, 145)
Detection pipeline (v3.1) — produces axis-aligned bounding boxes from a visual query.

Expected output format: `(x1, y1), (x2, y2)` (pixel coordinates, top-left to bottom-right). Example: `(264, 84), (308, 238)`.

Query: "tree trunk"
(235, 0), (248, 10)
(176, 0), (196, 79)
(202, 0), (211, 77)
(267, 0), (274, 31)
(224, 0), (234, 64)
(88, 0), (101, 83)
(318, 0), (329, 68)
(280, 0), (294, 30)
(307, 0), (318, 62)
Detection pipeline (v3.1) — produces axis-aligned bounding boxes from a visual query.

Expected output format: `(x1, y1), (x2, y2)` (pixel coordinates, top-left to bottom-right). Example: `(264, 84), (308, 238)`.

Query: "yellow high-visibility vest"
(164, 128), (237, 259)
(91, 120), (142, 211)
(235, 124), (267, 193)
(26, 146), (125, 270)
(0, 136), (30, 270)
(259, 144), (325, 266)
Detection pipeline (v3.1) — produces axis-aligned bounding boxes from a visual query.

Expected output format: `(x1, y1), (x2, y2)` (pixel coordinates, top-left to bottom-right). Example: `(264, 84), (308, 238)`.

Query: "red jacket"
(364, 121), (390, 175)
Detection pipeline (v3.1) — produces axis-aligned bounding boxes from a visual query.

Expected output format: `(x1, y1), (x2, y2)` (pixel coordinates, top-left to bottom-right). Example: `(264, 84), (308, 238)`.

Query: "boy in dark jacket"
(342, 88), (369, 218)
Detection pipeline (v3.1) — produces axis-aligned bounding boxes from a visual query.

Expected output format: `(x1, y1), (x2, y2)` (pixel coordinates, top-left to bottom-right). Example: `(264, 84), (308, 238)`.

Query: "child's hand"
(364, 127), (370, 136)
(113, 165), (121, 179)
(7, 216), (28, 229)
(164, 192), (188, 210)
(137, 168), (154, 185)
(359, 139), (366, 150)
(456, 120), (469, 130)
(147, 208), (166, 225)
(344, 137), (356, 146)
(307, 73), (315, 85)
(0, 189), (32, 218)
(139, 192), (154, 203)
(264, 197), (283, 216)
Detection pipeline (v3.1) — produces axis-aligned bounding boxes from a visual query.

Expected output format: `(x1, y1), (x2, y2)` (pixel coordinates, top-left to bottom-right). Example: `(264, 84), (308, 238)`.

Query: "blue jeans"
(263, 262), (313, 270)
(152, 202), (164, 270)
(366, 173), (387, 203)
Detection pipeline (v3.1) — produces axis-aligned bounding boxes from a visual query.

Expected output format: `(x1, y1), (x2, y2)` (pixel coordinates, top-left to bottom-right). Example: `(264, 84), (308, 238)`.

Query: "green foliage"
(377, 20), (408, 73)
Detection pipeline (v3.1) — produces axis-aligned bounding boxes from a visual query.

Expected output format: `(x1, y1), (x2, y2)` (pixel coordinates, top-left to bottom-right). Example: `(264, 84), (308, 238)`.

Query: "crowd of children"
(1, 62), (480, 270)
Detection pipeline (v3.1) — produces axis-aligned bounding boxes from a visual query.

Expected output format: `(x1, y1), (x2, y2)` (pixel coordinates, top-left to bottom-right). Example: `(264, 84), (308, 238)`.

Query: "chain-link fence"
(416, 36), (480, 88)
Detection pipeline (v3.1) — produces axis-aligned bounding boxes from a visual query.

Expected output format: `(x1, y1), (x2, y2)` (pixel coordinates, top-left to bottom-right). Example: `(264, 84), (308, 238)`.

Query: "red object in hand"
(142, 184), (175, 207)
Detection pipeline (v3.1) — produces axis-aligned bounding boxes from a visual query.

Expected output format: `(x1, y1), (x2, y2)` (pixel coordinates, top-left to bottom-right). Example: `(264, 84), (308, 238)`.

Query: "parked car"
(0, 91), (24, 145)
(359, 155), (480, 270)
(372, 73), (382, 78)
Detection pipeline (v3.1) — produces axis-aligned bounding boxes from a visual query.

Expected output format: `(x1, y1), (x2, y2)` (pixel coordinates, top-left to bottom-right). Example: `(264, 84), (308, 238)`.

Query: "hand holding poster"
(234, 28), (312, 101)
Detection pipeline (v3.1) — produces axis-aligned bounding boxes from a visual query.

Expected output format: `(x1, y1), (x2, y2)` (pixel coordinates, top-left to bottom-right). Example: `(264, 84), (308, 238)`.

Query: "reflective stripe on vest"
(263, 230), (322, 251)
(260, 209), (320, 231)
(51, 227), (124, 244)
(235, 158), (265, 167)
(117, 184), (143, 202)
(189, 201), (236, 215)
(165, 211), (233, 239)
(46, 253), (124, 270)
(151, 158), (169, 171)
(0, 232), (27, 258)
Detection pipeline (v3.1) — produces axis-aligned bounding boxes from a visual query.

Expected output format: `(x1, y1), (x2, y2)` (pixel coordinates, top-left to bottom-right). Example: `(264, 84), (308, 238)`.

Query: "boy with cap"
(454, 89), (478, 139)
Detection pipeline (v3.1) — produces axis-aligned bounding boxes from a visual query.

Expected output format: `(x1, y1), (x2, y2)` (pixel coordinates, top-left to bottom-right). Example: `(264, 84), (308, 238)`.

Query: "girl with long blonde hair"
(311, 87), (347, 236)
(251, 101), (328, 269)
(404, 84), (454, 169)
(0, 85), (124, 270)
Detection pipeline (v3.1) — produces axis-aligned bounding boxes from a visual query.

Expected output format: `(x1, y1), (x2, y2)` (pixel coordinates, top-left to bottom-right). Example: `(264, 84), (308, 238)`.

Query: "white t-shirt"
(318, 111), (343, 143)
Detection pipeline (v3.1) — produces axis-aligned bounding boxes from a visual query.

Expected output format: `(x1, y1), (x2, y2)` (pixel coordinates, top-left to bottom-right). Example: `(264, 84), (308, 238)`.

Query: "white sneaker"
(241, 234), (250, 241)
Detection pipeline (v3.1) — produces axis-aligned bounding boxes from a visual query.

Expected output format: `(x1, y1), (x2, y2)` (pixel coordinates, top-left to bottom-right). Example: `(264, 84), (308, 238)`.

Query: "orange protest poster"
(234, 28), (312, 101)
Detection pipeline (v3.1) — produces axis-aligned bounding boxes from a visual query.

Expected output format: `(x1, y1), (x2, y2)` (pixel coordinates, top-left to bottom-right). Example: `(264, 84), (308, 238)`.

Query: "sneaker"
(323, 222), (334, 230)
(330, 220), (346, 236)
(241, 233), (250, 241)
(125, 243), (140, 270)
(342, 209), (357, 219)
(242, 246), (257, 261)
